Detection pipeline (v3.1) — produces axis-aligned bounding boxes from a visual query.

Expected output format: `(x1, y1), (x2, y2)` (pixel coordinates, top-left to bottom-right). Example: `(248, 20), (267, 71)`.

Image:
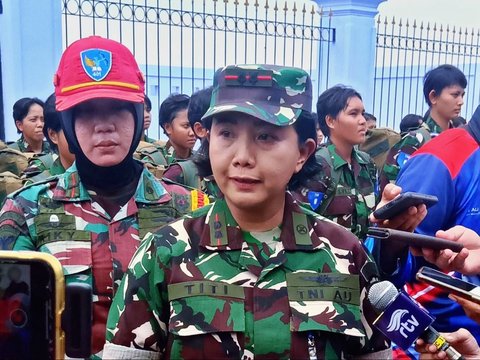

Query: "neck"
(226, 196), (286, 232)
(429, 109), (450, 131)
(59, 155), (74, 170)
(25, 138), (42, 153)
(331, 138), (353, 163)
(173, 145), (191, 160)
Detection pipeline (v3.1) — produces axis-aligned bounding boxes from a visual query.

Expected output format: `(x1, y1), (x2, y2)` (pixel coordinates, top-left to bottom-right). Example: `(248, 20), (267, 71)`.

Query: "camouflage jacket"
(22, 153), (65, 185)
(0, 162), (208, 356)
(104, 193), (390, 359)
(0, 147), (30, 205)
(293, 144), (377, 240)
(163, 162), (222, 201)
(378, 115), (450, 192)
(8, 135), (51, 154)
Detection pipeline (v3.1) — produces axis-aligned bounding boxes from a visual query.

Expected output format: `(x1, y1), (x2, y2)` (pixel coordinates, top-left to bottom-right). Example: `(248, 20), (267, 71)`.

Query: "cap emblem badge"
(80, 48), (112, 81)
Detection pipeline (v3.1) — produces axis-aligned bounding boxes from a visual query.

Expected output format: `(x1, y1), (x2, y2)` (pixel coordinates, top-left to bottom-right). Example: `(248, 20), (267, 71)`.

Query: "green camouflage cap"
(202, 64), (312, 126)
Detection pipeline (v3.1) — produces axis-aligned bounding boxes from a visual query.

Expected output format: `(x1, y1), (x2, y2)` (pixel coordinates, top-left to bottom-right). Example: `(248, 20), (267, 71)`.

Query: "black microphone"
(368, 280), (464, 360)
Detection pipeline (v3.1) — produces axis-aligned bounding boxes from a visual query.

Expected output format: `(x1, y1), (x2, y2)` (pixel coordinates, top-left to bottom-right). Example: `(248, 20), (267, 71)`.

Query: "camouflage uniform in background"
(359, 127), (401, 170)
(0, 145), (30, 205)
(7, 135), (51, 154)
(378, 115), (450, 192)
(293, 143), (377, 240)
(104, 193), (390, 359)
(0, 162), (208, 355)
(134, 140), (169, 178)
(22, 153), (64, 185)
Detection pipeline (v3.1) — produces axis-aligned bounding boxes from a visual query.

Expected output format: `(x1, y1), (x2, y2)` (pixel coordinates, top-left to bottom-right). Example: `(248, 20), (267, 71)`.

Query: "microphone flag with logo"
(368, 280), (464, 360)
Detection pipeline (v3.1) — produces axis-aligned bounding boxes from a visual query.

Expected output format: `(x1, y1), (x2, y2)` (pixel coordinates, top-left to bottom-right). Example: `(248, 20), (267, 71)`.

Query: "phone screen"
(0, 260), (54, 359)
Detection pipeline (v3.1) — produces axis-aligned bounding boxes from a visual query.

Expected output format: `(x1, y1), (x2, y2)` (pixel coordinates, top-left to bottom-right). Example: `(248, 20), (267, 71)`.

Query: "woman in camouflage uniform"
(103, 65), (391, 359)
(294, 85), (377, 240)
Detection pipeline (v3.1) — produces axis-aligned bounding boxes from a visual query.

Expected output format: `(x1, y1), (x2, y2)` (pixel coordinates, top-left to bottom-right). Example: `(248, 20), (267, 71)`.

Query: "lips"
(95, 140), (118, 147)
(230, 176), (261, 190)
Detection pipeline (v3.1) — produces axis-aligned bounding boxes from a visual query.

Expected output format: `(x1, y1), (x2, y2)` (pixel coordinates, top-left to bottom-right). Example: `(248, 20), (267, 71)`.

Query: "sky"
(378, 0), (479, 30)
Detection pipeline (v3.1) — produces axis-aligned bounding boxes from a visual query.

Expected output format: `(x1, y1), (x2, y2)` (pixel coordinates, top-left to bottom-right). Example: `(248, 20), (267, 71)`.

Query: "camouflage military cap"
(202, 64), (312, 126)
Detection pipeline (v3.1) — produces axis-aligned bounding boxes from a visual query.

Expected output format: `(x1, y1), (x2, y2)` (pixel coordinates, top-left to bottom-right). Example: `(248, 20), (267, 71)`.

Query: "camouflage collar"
(15, 135), (50, 153)
(423, 115), (451, 135)
(200, 192), (322, 251)
(52, 161), (170, 204)
(327, 143), (369, 170)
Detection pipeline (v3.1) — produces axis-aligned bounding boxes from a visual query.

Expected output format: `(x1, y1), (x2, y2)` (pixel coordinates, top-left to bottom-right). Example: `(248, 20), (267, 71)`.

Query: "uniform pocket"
(286, 272), (365, 338)
(168, 281), (245, 336)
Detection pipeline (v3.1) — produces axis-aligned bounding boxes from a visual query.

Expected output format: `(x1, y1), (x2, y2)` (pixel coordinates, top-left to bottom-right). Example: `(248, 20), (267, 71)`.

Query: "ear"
(15, 120), (24, 133)
(325, 114), (336, 130)
(164, 122), (173, 136)
(295, 138), (317, 173)
(428, 90), (437, 105)
(193, 122), (207, 138)
(47, 128), (59, 145)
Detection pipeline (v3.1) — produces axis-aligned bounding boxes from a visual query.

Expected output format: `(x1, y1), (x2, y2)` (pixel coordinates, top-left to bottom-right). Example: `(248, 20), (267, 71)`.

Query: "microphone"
(368, 280), (464, 360)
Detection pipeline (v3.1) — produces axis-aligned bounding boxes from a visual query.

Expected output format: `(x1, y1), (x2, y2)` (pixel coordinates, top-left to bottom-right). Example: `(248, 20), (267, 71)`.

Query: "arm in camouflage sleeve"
(104, 234), (168, 358)
(0, 196), (36, 250)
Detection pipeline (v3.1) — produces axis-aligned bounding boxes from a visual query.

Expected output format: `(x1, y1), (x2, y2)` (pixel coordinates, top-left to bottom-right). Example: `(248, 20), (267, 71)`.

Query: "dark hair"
(187, 86), (213, 128)
(144, 94), (152, 112)
(452, 116), (466, 128)
(42, 94), (62, 152)
(364, 112), (376, 122)
(423, 64), (467, 106)
(158, 93), (190, 134)
(194, 110), (320, 191)
(12, 97), (45, 134)
(399, 113), (423, 133)
(316, 85), (362, 137)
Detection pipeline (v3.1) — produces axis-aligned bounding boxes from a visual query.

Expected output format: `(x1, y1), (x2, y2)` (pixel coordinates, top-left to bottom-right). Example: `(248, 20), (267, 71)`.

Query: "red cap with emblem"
(54, 36), (145, 111)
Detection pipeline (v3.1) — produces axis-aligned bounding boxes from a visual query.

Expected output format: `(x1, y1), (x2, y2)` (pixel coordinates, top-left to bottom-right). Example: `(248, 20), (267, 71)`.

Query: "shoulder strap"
(314, 145), (341, 214)
(177, 160), (200, 189)
(7, 142), (20, 151)
(36, 153), (55, 170)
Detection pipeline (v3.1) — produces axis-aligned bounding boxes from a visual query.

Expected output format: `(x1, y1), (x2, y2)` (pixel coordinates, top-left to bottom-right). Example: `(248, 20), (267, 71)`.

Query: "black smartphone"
(0, 251), (65, 360)
(417, 266), (480, 304)
(367, 227), (464, 252)
(373, 191), (438, 220)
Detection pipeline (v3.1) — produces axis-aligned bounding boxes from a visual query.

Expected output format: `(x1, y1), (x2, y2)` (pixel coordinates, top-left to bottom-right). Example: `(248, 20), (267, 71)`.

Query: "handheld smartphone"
(373, 192), (438, 220)
(367, 227), (464, 252)
(0, 251), (65, 360)
(417, 266), (480, 304)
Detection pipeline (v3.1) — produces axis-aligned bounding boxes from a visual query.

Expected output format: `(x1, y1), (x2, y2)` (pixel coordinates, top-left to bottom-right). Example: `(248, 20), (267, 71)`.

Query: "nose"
(232, 135), (255, 168)
(93, 117), (116, 133)
(188, 127), (195, 137)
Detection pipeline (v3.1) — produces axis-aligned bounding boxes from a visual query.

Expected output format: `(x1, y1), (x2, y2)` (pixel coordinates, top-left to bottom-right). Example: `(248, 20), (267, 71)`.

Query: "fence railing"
(61, 0), (335, 139)
(374, 16), (480, 129)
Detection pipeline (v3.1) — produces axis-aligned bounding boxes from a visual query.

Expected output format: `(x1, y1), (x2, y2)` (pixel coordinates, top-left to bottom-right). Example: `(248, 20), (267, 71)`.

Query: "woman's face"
(74, 99), (135, 167)
(164, 109), (196, 154)
(16, 103), (45, 143)
(327, 96), (367, 146)
(209, 113), (314, 214)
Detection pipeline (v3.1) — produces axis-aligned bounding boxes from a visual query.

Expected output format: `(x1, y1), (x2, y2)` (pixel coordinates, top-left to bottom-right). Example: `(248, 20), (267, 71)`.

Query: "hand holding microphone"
(368, 280), (464, 360)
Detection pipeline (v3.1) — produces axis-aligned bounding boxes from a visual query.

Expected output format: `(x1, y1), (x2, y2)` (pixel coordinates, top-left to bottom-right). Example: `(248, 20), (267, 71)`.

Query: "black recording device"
(0, 251), (92, 359)
(373, 192), (438, 220)
(417, 266), (480, 304)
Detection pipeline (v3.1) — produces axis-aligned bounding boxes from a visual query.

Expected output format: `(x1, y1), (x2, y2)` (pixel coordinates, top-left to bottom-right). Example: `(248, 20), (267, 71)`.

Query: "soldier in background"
(21, 93), (75, 184)
(9, 97), (50, 154)
(379, 64), (467, 192)
(163, 86), (220, 199)
(364, 112), (377, 130)
(0, 36), (207, 357)
(141, 93), (157, 143)
(103, 64), (391, 359)
(295, 85), (377, 240)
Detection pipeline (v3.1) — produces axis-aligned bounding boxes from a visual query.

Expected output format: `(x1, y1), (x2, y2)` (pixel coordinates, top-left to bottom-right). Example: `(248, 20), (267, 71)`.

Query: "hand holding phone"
(417, 266), (480, 304)
(367, 227), (464, 252)
(373, 192), (438, 220)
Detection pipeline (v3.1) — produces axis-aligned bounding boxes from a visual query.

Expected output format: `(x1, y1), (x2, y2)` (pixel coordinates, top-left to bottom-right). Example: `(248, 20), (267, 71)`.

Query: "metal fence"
(373, 16), (480, 129)
(61, 0), (335, 139)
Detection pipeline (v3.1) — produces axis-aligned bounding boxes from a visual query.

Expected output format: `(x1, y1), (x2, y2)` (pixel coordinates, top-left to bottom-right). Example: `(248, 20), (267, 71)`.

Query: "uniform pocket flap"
(286, 272), (365, 337)
(168, 281), (245, 336)
(39, 240), (92, 275)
